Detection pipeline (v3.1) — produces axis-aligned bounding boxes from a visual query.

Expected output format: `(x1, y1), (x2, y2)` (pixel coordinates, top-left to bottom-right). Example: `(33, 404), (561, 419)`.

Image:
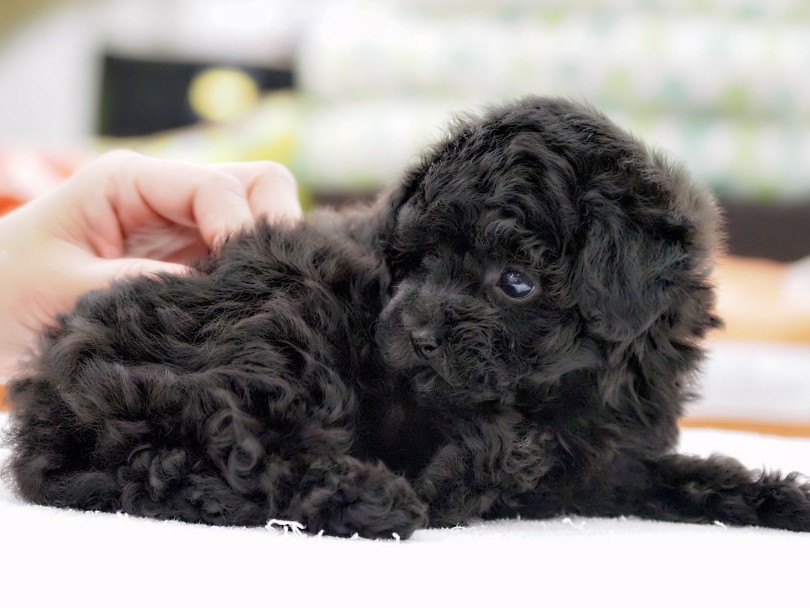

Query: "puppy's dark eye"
(497, 269), (535, 299)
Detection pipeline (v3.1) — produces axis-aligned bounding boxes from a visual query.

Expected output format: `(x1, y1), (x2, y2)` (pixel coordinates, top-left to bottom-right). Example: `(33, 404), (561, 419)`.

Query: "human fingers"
(215, 161), (302, 225)
(77, 151), (259, 249)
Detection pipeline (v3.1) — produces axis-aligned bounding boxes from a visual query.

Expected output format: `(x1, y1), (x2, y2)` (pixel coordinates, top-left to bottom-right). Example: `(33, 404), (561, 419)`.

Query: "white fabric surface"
(1, 412), (808, 606)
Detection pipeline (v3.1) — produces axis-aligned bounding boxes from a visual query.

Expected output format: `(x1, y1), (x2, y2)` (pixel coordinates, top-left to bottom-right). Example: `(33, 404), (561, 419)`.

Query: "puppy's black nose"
(410, 329), (441, 360)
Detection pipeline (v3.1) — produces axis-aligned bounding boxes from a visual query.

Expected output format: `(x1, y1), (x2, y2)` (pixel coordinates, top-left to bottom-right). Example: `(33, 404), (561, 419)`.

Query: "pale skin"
(0, 150), (302, 383)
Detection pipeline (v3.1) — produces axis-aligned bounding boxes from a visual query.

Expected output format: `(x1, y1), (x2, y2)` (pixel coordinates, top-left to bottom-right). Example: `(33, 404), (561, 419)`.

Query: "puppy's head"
(377, 97), (721, 432)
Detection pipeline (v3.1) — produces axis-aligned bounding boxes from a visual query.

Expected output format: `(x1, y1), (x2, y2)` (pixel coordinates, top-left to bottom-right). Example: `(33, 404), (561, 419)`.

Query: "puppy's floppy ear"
(573, 150), (722, 344)
(378, 116), (479, 274)
(378, 162), (430, 278)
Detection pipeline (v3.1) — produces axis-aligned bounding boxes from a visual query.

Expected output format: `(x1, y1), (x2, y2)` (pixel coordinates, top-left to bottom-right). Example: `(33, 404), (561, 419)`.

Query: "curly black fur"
(5, 97), (810, 538)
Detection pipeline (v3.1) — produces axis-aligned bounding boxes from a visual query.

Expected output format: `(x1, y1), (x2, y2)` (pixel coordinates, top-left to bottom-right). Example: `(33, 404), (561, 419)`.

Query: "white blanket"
(1, 412), (808, 606)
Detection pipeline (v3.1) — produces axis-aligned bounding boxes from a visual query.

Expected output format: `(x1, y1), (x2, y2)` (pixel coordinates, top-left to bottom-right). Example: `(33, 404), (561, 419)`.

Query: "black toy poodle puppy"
(5, 97), (810, 539)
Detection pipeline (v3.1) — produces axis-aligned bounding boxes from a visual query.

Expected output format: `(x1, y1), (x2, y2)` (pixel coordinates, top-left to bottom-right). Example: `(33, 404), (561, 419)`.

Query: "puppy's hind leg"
(172, 386), (428, 538)
(600, 453), (810, 532)
(115, 446), (270, 526)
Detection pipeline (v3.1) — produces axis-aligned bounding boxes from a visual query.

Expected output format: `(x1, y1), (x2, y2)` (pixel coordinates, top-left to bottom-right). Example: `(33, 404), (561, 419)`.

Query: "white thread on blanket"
(266, 519), (306, 534)
(561, 517), (586, 529)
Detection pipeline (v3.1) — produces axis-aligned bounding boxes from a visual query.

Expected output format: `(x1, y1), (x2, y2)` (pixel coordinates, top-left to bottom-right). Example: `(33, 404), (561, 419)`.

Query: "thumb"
(92, 258), (191, 287)
(30, 258), (192, 340)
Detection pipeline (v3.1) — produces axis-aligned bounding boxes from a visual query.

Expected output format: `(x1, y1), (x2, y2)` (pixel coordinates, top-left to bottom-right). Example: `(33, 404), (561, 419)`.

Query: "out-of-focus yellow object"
(714, 256), (810, 343)
(188, 68), (261, 123)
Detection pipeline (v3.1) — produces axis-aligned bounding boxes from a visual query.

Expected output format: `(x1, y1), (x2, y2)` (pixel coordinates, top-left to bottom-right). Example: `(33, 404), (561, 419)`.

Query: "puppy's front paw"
(415, 445), (499, 528)
(755, 473), (810, 532)
(291, 458), (428, 539)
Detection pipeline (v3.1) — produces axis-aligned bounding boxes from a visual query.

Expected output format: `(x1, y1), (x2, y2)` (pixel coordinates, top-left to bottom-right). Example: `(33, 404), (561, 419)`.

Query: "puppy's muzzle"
(410, 328), (441, 360)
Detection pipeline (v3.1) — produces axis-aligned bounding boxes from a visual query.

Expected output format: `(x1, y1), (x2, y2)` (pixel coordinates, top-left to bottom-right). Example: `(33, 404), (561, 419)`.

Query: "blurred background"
(0, 0), (808, 428)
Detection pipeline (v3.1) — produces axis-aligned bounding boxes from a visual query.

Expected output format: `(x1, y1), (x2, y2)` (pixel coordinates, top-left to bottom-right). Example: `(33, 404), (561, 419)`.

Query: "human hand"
(0, 150), (301, 381)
